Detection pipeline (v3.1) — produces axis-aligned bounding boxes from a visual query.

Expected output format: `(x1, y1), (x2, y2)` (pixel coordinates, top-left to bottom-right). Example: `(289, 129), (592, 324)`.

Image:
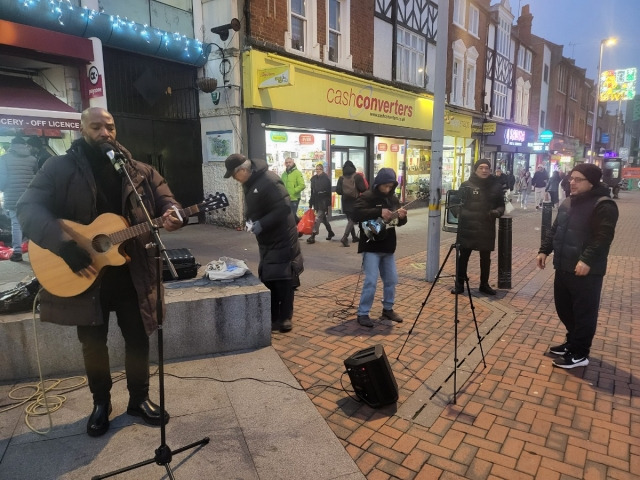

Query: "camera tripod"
(398, 243), (486, 404)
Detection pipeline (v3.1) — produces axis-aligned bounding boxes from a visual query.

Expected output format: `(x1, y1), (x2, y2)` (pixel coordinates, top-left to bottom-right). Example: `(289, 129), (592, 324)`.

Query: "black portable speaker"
(344, 344), (398, 408)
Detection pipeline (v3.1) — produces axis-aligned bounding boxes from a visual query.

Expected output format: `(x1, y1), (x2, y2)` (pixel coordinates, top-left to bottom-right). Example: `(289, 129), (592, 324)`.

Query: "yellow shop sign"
(258, 65), (294, 88)
(243, 50), (433, 130)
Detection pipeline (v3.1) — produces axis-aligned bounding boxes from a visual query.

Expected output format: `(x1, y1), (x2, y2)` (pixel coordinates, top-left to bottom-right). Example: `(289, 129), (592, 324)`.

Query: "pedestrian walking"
(307, 163), (335, 244)
(532, 165), (549, 209)
(537, 163), (618, 369)
(335, 160), (367, 247)
(546, 170), (561, 207)
(517, 170), (532, 208)
(281, 157), (305, 223)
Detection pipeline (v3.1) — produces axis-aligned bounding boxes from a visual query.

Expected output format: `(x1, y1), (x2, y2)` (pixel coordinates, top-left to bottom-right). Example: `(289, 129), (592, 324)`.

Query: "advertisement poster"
(206, 130), (233, 162)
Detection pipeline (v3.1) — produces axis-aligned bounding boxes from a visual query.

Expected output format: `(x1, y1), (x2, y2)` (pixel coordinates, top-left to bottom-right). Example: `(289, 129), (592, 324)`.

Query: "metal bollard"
(498, 216), (512, 289)
(541, 200), (553, 244)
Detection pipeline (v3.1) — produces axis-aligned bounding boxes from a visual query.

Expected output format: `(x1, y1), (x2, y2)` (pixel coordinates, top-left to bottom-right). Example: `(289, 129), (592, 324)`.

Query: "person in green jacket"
(281, 157), (306, 223)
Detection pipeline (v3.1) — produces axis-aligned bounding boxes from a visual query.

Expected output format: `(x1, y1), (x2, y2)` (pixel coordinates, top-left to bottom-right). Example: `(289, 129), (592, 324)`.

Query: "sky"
(512, 0), (639, 110)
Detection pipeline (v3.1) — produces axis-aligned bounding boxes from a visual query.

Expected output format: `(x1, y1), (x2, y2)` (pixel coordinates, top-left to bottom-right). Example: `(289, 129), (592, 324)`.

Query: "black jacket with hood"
(352, 168), (407, 254)
(242, 157), (304, 284)
(455, 172), (505, 252)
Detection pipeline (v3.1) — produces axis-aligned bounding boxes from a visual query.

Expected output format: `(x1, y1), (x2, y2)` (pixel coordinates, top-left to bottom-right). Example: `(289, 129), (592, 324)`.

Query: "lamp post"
(589, 37), (617, 163)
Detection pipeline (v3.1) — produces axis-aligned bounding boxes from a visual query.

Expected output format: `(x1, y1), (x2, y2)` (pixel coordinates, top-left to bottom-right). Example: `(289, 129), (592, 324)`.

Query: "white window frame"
(396, 26), (426, 88)
(324, 0), (352, 69)
(453, 0), (466, 28)
(493, 82), (507, 119)
(468, 4), (479, 37)
(497, 17), (510, 57)
(285, 0), (320, 60)
(515, 77), (524, 124)
(464, 47), (478, 109)
(522, 80), (530, 125)
(450, 40), (466, 105)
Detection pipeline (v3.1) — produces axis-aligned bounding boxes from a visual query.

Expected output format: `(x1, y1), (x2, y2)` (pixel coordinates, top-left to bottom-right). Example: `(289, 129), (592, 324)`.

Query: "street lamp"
(589, 37), (617, 163)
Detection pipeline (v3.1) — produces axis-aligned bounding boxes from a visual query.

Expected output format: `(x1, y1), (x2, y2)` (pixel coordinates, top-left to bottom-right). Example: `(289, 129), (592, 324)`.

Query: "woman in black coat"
(452, 160), (505, 295)
(224, 154), (304, 333)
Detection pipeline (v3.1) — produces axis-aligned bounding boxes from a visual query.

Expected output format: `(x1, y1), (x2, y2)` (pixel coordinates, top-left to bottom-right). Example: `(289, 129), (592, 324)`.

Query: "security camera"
(211, 18), (241, 41)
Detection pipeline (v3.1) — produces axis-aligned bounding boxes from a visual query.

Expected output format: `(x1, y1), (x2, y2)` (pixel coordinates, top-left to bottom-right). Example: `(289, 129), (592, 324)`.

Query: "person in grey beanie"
(537, 163), (618, 369)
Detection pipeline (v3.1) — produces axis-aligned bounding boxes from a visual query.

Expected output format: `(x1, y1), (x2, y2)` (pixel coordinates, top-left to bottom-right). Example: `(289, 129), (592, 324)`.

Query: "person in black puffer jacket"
(351, 168), (407, 327)
(537, 163), (618, 369)
(224, 153), (304, 333)
(451, 159), (505, 295)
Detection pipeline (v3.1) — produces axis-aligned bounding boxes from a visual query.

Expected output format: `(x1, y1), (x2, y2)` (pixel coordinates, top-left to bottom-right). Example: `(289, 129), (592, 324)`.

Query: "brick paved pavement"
(272, 191), (640, 480)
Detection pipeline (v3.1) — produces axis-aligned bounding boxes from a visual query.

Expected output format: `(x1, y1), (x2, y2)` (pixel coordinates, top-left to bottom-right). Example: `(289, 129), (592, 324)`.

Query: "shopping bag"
(297, 209), (315, 235)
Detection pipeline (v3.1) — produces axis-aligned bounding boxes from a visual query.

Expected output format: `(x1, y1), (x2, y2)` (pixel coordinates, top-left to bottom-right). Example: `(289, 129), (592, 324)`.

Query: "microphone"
(100, 144), (126, 174)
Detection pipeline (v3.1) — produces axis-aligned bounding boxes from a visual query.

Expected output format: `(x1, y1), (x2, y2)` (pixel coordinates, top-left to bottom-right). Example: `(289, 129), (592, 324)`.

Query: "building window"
(540, 110), (546, 129)
(493, 82), (507, 118)
(522, 82), (530, 124)
(525, 51), (532, 73)
(397, 26), (426, 87)
(451, 59), (462, 104)
(464, 53), (477, 109)
(543, 64), (549, 83)
(569, 76), (577, 100)
(558, 65), (567, 94)
(567, 112), (574, 137)
(468, 4), (479, 36)
(497, 18), (510, 57)
(517, 46), (524, 69)
(453, 0), (466, 27)
(291, 0), (306, 51)
(328, 0), (340, 62)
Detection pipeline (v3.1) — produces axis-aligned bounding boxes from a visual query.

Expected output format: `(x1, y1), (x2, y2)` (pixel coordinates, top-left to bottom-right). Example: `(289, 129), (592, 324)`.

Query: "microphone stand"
(92, 155), (209, 480)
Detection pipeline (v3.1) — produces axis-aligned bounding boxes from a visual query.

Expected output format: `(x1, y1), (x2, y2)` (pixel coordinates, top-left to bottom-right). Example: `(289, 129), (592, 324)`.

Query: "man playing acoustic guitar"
(351, 168), (407, 327)
(17, 107), (184, 437)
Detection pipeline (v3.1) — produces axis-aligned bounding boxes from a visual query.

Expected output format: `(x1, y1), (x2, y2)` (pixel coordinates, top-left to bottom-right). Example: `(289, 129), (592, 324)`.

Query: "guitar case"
(162, 248), (200, 282)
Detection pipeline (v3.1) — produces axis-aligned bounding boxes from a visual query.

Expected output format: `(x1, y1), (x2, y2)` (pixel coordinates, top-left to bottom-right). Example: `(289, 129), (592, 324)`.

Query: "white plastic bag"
(504, 196), (514, 214)
(206, 257), (249, 280)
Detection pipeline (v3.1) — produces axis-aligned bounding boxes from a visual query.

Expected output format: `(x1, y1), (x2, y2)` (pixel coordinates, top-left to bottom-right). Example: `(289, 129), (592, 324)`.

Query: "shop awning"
(0, 74), (81, 131)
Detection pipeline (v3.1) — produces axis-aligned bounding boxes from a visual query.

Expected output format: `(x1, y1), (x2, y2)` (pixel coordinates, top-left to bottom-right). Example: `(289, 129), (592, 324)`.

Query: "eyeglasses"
(569, 176), (588, 183)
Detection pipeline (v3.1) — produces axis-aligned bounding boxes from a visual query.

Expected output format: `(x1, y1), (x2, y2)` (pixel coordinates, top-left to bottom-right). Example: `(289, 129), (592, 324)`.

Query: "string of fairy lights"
(16, 0), (206, 60)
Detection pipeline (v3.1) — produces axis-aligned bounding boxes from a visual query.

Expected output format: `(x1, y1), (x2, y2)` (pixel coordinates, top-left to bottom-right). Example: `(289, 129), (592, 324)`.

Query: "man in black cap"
(451, 159), (505, 295)
(537, 163), (618, 369)
(224, 153), (304, 333)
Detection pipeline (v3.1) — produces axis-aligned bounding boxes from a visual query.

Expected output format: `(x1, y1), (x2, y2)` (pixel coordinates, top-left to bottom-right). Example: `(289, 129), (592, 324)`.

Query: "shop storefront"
(481, 122), (536, 177)
(443, 111), (474, 192)
(243, 50), (434, 218)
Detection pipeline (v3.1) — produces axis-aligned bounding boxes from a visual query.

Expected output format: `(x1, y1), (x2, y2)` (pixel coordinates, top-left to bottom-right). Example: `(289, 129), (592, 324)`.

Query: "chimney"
(517, 4), (534, 42)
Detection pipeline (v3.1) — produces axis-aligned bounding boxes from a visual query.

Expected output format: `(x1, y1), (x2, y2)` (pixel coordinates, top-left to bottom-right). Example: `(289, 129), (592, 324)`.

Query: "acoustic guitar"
(28, 193), (229, 298)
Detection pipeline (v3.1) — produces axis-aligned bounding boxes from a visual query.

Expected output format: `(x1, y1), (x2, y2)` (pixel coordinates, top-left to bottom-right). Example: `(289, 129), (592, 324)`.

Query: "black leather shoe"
(326, 231), (335, 240)
(87, 402), (112, 437)
(479, 284), (497, 295)
(450, 284), (464, 294)
(127, 399), (169, 426)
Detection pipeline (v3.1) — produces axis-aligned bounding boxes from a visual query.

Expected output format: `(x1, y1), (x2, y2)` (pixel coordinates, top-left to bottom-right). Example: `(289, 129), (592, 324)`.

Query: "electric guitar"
(28, 193), (229, 298)
(361, 198), (418, 242)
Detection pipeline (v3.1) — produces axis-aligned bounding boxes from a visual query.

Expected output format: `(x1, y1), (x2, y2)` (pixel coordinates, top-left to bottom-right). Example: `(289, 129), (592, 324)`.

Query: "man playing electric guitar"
(351, 168), (407, 327)
(17, 107), (183, 437)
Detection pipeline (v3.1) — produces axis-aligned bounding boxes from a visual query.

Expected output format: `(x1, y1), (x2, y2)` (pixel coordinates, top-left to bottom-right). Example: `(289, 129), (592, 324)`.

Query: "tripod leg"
(463, 277), (486, 368)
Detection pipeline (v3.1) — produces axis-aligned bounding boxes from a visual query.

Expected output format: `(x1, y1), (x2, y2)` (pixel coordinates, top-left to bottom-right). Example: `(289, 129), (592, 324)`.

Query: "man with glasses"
(537, 163), (618, 369)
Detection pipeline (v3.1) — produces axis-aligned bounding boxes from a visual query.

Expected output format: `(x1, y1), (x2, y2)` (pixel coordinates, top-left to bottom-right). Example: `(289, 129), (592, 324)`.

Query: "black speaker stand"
(397, 243), (486, 404)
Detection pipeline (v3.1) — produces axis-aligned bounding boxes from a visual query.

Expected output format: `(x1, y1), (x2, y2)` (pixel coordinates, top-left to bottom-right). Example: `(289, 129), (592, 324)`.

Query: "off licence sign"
(622, 167), (640, 179)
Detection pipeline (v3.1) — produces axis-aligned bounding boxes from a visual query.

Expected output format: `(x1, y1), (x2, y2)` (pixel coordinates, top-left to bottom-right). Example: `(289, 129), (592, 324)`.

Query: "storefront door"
(331, 147), (366, 215)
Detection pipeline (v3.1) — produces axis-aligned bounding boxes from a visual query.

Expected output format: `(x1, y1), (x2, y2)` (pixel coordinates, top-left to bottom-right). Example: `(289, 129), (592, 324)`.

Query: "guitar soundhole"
(92, 234), (112, 253)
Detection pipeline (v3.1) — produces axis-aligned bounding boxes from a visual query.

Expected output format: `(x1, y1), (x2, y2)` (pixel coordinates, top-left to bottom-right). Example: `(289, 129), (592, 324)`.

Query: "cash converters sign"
(243, 50), (433, 130)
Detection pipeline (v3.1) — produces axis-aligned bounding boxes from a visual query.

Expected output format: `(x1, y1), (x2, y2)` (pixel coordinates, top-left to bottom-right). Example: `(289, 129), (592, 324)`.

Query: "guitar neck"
(110, 215), (166, 245)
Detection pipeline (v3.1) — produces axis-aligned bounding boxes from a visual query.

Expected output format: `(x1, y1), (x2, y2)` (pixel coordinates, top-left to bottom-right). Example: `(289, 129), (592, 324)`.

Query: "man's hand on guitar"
(162, 207), (184, 232)
(397, 208), (407, 220)
(59, 240), (95, 276)
(381, 208), (394, 222)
